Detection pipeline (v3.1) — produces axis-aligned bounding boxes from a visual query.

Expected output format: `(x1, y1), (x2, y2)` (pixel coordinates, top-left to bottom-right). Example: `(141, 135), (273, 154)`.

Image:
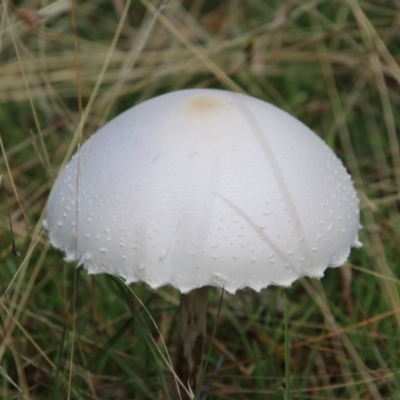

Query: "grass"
(1, 0), (400, 398)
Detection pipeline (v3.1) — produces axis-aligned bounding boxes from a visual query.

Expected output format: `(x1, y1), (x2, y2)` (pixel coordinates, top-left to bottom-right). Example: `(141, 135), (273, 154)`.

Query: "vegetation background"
(1, 0), (400, 399)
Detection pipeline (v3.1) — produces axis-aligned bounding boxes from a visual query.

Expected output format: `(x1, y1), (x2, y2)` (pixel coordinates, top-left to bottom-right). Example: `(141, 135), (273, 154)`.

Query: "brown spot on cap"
(184, 94), (228, 116)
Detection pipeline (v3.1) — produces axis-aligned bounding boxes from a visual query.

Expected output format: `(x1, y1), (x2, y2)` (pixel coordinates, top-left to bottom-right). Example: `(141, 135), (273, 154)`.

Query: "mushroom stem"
(174, 286), (209, 400)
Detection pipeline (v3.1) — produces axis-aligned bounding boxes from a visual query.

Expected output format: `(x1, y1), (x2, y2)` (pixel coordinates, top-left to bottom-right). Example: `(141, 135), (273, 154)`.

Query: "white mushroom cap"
(44, 89), (361, 294)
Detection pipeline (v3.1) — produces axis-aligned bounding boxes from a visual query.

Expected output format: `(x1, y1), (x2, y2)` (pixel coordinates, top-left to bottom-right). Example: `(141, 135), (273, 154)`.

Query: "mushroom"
(44, 89), (361, 398)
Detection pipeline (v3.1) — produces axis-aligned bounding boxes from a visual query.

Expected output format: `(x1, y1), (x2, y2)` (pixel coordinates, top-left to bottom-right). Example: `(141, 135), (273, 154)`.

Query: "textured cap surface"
(44, 89), (361, 293)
